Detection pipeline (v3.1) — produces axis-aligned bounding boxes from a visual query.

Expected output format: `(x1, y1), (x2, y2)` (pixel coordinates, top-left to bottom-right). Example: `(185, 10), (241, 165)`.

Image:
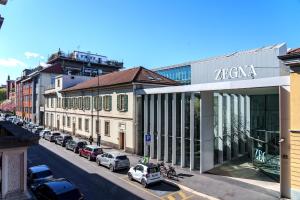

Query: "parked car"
(40, 129), (51, 139)
(79, 145), (103, 161)
(6, 116), (15, 122)
(33, 178), (84, 200)
(16, 119), (24, 126)
(65, 140), (87, 153)
(32, 126), (44, 135)
(44, 131), (61, 142)
(128, 163), (162, 188)
(27, 165), (54, 191)
(55, 134), (73, 147)
(26, 122), (38, 131)
(96, 152), (130, 172)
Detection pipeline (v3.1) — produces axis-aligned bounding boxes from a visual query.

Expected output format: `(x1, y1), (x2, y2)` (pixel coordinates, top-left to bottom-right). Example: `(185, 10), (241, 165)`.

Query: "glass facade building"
(139, 91), (280, 179)
(155, 65), (191, 85)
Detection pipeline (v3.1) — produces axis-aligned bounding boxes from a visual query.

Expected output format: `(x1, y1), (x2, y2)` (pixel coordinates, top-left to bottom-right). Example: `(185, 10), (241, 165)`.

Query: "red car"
(79, 145), (103, 161)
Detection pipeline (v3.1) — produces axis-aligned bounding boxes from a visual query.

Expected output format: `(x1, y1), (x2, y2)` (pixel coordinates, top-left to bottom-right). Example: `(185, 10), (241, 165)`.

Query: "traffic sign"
(145, 134), (151, 145)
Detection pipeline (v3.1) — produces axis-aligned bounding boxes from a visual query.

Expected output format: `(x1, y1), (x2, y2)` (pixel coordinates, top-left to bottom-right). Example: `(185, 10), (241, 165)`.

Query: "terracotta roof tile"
(287, 48), (300, 55)
(62, 67), (177, 92)
(40, 63), (64, 74)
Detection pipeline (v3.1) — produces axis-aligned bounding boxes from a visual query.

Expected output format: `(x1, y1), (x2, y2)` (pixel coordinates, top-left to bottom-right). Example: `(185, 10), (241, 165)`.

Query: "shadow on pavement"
(28, 144), (143, 200)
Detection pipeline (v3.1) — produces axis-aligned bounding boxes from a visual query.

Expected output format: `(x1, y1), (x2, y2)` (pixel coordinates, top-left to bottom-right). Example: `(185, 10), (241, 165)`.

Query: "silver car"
(96, 152), (130, 172)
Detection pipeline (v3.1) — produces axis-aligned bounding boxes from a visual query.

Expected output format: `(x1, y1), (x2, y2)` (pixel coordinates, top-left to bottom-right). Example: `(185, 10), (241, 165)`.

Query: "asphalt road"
(28, 139), (202, 200)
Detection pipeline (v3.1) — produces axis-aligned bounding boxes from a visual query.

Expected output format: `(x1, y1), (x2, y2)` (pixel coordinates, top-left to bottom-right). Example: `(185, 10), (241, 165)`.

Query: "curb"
(163, 179), (220, 200)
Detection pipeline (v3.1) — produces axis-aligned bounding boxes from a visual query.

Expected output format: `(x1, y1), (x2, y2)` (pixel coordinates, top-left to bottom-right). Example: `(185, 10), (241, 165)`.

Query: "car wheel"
(128, 172), (133, 181)
(73, 148), (77, 153)
(97, 159), (101, 166)
(109, 164), (114, 172)
(141, 179), (147, 188)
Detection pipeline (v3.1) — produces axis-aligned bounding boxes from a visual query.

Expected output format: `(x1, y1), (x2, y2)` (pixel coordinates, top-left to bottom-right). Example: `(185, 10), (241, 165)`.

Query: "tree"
(0, 88), (6, 103)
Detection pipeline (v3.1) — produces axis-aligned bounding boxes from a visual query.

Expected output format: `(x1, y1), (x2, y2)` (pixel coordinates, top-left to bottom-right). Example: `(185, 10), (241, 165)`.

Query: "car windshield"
(53, 133), (60, 136)
(32, 170), (52, 179)
(116, 155), (128, 160)
(93, 148), (101, 153)
(147, 167), (159, 174)
(78, 142), (86, 147)
(57, 188), (82, 200)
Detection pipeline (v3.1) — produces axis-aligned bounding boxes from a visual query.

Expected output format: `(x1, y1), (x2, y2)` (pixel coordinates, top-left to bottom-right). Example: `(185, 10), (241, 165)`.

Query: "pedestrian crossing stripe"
(178, 191), (186, 198)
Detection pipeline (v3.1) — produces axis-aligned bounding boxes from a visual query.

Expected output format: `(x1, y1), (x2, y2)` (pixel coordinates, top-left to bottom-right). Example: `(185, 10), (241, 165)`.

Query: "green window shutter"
(82, 97), (85, 110)
(109, 96), (112, 111)
(87, 97), (90, 110)
(93, 96), (97, 110)
(124, 95), (128, 112)
(117, 95), (120, 111)
(99, 96), (102, 111)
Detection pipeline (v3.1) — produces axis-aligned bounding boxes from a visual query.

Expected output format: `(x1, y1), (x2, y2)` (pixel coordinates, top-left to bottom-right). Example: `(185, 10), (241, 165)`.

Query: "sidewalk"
(91, 141), (280, 200)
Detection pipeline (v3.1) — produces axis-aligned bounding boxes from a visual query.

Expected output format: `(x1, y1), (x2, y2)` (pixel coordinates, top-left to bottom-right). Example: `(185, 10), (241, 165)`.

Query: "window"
(58, 97), (61, 108)
(103, 95), (112, 111)
(104, 121), (110, 136)
(46, 97), (49, 108)
(70, 98), (73, 108)
(67, 117), (70, 127)
(93, 96), (102, 111)
(73, 98), (77, 109)
(57, 79), (60, 87)
(63, 116), (66, 126)
(78, 97), (83, 110)
(96, 119), (100, 134)
(117, 94), (128, 112)
(78, 118), (82, 130)
(83, 97), (90, 110)
(45, 113), (48, 126)
(85, 119), (89, 132)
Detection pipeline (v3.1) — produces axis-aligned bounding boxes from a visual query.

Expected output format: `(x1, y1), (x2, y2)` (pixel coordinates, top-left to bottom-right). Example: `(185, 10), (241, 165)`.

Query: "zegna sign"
(214, 65), (257, 81)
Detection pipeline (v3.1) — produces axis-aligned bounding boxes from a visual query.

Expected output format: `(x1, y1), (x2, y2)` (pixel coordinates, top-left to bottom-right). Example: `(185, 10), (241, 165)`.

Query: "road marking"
(164, 180), (220, 200)
(182, 195), (195, 200)
(160, 191), (180, 200)
(121, 176), (162, 199)
(167, 195), (176, 200)
(178, 191), (186, 198)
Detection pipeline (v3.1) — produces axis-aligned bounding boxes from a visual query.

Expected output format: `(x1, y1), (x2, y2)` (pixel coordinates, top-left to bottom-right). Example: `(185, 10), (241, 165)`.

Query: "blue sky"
(0, 0), (300, 84)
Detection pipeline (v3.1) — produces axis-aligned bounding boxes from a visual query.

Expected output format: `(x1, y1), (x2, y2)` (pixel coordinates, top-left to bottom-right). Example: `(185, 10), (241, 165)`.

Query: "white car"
(127, 163), (162, 187)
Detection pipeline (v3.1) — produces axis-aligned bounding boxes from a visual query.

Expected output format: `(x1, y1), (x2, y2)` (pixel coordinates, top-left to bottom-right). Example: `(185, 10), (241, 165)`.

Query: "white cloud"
(24, 51), (44, 59)
(0, 58), (27, 68)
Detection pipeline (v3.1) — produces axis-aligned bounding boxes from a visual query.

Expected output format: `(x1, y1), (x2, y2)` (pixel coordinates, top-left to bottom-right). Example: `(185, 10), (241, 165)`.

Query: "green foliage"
(0, 88), (6, 103)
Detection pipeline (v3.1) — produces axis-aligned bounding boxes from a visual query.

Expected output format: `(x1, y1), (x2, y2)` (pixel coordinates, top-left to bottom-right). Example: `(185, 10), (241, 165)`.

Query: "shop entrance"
(119, 132), (125, 150)
(210, 92), (280, 184)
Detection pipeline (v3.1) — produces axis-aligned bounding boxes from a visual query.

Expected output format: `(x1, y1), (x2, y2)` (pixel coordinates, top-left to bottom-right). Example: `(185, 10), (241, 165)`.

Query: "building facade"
(278, 48), (300, 200)
(137, 43), (292, 198)
(16, 50), (123, 125)
(154, 65), (191, 85)
(44, 67), (176, 153)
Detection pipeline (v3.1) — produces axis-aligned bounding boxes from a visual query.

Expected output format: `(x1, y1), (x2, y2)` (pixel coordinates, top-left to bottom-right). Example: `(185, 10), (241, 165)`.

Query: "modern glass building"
(154, 65), (191, 85)
(136, 43), (291, 198)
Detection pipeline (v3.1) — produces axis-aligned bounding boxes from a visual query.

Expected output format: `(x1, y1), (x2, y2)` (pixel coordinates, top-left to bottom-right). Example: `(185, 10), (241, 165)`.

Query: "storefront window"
(176, 93), (181, 165)
(184, 93), (191, 167)
(194, 93), (201, 170)
(168, 94), (173, 162)
(160, 94), (165, 160)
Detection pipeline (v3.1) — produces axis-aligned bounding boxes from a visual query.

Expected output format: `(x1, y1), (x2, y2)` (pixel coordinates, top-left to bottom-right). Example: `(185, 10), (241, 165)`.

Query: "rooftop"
(61, 66), (178, 92)
(153, 43), (286, 71)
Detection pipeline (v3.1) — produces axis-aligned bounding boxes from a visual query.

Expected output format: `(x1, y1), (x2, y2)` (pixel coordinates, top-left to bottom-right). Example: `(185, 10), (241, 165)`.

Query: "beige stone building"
(44, 67), (176, 153)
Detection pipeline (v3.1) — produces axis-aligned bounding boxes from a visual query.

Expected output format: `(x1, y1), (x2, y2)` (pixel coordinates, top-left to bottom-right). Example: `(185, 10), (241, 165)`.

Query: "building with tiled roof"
(43, 67), (177, 153)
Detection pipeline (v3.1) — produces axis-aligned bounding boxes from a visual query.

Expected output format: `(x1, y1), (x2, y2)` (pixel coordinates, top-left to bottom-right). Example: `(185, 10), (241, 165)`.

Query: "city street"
(28, 139), (205, 200)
